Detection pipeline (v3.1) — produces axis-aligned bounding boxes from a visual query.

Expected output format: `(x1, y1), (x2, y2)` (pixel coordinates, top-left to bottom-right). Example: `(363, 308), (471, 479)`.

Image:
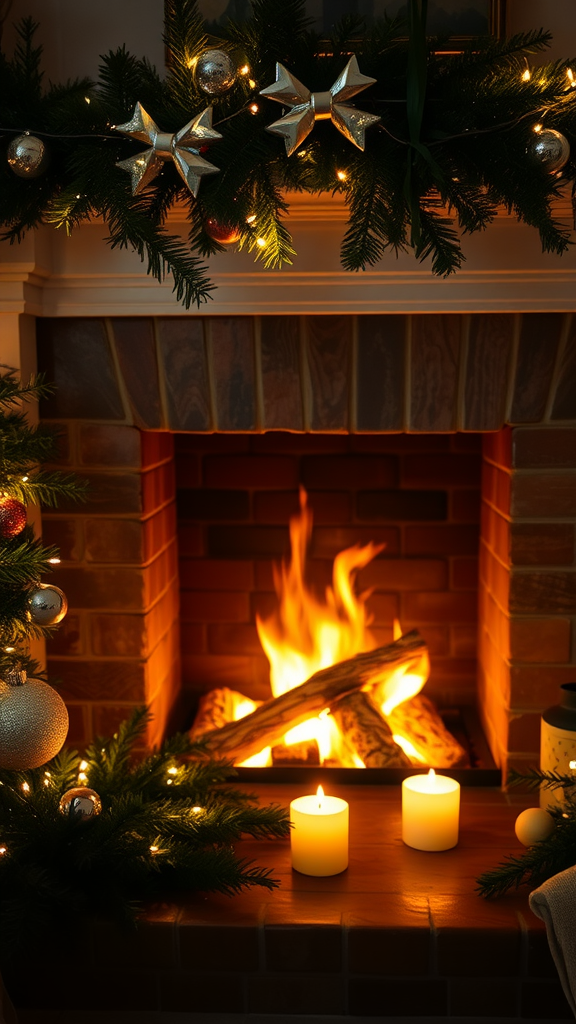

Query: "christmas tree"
(0, 370), (290, 953)
(0, 369), (84, 769)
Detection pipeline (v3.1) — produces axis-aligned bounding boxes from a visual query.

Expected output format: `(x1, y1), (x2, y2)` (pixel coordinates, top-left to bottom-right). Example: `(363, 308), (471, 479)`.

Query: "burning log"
(197, 630), (427, 764)
(271, 740), (320, 766)
(189, 687), (262, 740)
(385, 693), (469, 768)
(330, 691), (411, 768)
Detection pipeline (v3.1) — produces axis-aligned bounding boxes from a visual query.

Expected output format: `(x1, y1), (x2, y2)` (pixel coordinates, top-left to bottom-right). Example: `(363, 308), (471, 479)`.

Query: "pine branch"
(0, 536), (59, 588)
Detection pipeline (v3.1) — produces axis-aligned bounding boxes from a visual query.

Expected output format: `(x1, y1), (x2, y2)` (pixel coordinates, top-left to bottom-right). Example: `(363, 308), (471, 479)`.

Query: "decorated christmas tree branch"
(0, 706), (290, 958)
(476, 769), (576, 899)
(0, 0), (575, 305)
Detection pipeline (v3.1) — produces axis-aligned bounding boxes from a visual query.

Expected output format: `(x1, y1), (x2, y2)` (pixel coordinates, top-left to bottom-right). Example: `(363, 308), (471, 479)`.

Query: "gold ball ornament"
(515, 807), (555, 847)
(7, 134), (49, 178)
(527, 129), (570, 173)
(59, 786), (102, 821)
(0, 669), (68, 769)
(195, 49), (237, 95)
(27, 584), (68, 626)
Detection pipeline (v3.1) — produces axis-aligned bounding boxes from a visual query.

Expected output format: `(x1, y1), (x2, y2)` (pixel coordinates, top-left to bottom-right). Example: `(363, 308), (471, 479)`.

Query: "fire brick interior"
(175, 431), (481, 707)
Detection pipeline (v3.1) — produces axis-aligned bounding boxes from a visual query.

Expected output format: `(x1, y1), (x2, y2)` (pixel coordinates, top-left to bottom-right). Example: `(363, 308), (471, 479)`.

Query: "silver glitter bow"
(115, 102), (222, 196)
(260, 56), (380, 157)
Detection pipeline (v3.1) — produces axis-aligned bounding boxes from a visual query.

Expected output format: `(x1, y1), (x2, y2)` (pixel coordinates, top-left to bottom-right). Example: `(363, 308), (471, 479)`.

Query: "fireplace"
(35, 312), (576, 782)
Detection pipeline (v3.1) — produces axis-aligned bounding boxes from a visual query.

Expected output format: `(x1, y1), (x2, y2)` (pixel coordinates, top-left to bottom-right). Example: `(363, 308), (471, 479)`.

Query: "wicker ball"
(0, 676), (69, 769)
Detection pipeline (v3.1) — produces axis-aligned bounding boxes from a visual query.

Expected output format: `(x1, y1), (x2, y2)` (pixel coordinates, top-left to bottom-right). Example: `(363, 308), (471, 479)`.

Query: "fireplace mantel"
(1, 191), (576, 318)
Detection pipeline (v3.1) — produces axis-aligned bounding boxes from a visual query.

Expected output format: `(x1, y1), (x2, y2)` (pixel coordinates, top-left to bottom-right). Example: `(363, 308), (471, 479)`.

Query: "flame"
(257, 488), (382, 697)
(243, 488), (429, 767)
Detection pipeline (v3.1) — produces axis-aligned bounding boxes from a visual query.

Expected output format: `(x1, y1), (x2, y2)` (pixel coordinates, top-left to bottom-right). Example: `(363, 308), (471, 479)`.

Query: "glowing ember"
(244, 489), (429, 767)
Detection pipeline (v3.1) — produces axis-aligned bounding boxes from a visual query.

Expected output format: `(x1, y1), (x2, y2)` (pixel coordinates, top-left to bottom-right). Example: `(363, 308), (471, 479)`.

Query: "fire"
(244, 489), (429, 767)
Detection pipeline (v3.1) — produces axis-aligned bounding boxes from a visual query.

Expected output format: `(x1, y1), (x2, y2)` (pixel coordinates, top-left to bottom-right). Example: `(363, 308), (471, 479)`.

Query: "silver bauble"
(0, 673), (68, 769)
(27, 584), (68, 626)
(59, 786), (102, 821)
(195, 49), (236, 95)
(7, 134), (49, 178)
(527, 129), (570, 173)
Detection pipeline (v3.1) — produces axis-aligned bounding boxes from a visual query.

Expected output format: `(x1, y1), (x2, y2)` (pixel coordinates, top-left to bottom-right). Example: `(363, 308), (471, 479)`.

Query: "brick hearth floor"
(9, 785), (573, 1023)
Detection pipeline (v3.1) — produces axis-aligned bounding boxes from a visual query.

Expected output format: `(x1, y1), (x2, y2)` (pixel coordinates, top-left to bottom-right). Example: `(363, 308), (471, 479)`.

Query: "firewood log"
(197, 630), (427, 763)
(189, 687), (262, 740)
(330, 691), (411, 767)
(385, 693), (469, 768)
(271, 740), (320, 766)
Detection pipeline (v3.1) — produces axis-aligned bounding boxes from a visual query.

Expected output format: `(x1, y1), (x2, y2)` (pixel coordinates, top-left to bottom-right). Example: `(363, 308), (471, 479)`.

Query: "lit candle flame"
(317, 784), (324, 809)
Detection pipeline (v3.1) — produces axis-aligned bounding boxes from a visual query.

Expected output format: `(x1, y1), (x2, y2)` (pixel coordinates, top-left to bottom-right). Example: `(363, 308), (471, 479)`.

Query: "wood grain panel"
(260, 316), (303, 430)
(36, 318), (125, 420)
(465, 315), (514, 430)
(410, 315), (461, 431)
(551, 317), (576, 421)
(356, 315), (405, 431)
(510, 313), (564, 423)
(112, 318), (163, 429)
(157, 318), (211, 431)
(210, 317), (256, 431)
(305, 316), (352, 431)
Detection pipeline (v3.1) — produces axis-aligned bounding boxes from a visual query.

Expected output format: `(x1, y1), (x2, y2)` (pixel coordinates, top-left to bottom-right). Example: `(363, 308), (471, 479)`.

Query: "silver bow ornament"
(260, 55), (380, 157)
(115, 102), (222, 196)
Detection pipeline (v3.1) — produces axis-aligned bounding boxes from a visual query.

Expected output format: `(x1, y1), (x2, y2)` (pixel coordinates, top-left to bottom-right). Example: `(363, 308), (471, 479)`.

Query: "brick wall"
(175, 432), (481, 709)
(42, 424), (180, 749)
(35, 314), (576, 770)
(479, 427), (576, 778)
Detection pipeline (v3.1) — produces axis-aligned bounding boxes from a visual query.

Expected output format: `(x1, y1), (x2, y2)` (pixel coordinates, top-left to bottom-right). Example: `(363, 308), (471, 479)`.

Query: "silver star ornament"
(260, 56), (380, 157)
(115, 102), (222, 196)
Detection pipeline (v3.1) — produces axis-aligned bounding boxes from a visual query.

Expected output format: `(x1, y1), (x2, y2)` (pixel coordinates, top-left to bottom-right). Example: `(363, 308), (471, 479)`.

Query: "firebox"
(35, 312), (576, 784)
(176, 431), (491, 780)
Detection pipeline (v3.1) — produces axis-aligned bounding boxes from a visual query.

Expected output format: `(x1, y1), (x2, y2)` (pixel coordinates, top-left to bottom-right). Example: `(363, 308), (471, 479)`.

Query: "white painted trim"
(1, 191), (576, 316)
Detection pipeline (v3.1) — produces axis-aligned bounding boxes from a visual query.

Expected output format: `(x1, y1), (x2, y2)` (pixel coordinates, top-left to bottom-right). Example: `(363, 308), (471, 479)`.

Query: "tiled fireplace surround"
(36, 312), (576, 778)
(14, 311), (576, 1021)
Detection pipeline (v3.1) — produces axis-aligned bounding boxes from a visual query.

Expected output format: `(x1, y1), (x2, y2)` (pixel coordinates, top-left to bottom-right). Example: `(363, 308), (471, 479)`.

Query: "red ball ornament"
(205, 218), (242, 244)
(0, 497), (27, 538)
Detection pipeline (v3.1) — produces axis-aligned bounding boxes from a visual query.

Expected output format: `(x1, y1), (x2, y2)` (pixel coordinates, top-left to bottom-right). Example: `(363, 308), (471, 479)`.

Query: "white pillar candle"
(290, 785), (349, 876)
(402, 769), (460, 851)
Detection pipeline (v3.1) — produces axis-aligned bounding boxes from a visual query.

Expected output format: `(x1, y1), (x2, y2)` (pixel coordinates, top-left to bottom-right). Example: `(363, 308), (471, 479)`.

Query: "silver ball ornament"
(0, 672), (69, 769)
(527, 129), (570, 173)
(59, 786), (102, 821)
(195, 49), (237, 95)
(7, 134), (49, 178)
(27, 584), (68, 626)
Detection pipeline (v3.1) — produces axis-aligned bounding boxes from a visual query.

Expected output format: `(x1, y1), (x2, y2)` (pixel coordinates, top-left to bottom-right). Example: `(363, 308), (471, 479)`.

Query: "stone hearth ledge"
(1, 193), (576, 317)
(3, 785), (572, 1020)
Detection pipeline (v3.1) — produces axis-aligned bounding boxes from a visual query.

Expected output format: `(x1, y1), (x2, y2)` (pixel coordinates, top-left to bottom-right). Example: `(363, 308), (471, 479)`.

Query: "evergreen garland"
(0, 706), (290, 957)
(0, 370), (85, 680)
(477, 769), (576, 899)
(0, 0), (575, 306)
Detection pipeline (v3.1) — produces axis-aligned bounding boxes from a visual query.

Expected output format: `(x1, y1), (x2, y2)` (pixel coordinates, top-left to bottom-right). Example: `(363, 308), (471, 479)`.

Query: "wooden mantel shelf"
(1, 190), (576, 318)
(5, 784), (572, 1020)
